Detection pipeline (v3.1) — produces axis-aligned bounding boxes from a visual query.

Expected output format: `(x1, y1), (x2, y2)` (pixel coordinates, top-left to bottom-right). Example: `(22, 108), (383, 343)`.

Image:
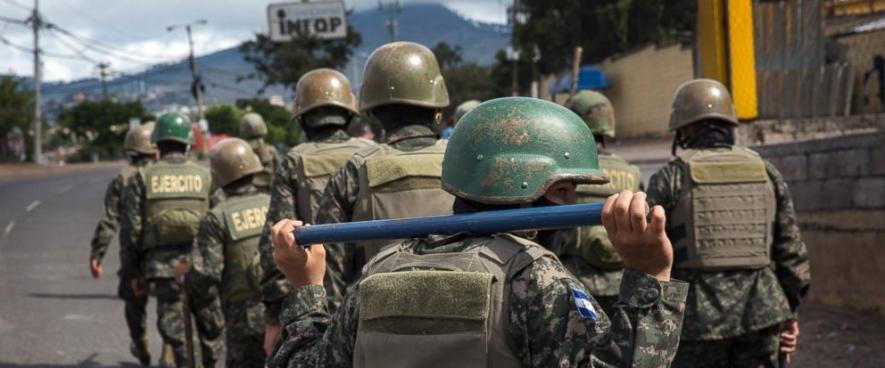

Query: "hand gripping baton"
(294, 202), (604, 245)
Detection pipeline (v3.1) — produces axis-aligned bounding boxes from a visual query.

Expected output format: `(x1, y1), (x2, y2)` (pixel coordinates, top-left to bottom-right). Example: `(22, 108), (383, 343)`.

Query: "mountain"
(33, 3), (510, 117)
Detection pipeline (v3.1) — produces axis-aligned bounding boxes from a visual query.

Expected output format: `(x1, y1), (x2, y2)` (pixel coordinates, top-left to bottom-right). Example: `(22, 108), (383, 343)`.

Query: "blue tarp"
(549, 65), (610, 94)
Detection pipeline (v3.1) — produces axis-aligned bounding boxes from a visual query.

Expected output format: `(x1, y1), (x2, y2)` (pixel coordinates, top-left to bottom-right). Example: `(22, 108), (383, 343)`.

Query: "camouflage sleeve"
(646, 161), (682, 211)
(187, 212), (225, 305)
(765, 161), (811, 315)
(119, 173), (145, 279)
(508, 256), (688, 368)
(268, 284), (359, 368)
(259, 154), (301, 323)
(89, 174), (123, 261)
(315, 159), (363, 311)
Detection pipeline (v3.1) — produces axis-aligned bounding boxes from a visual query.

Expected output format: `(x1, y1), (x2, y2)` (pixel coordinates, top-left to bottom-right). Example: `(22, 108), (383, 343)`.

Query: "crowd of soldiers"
(87, 40), (811, 368)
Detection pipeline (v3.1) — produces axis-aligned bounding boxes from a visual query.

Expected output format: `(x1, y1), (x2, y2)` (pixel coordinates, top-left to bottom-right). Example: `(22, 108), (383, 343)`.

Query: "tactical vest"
(252, 142), (276, 190)
(352, 140), (455, 259)
(671, 147), (775, 270)
(570, 154), (642, 270)
(353, 234), (551, 368)
(215, 193), (269, 303)
(141, 161), (211, 250)
(292, 138), (376, 223)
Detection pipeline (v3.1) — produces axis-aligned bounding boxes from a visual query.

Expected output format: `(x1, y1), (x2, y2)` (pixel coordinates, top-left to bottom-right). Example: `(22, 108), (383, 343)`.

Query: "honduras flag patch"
(571, 288), (598, 321)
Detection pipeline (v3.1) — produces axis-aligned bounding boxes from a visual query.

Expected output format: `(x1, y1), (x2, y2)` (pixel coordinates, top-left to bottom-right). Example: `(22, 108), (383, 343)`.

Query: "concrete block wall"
(753, 131), (885, 315)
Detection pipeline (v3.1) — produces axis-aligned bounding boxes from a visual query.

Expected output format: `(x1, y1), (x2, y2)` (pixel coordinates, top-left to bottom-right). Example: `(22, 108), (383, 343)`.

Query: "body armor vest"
(570, 154), (642, 269)
(215, 193), (269, 303)
(352, 140), (455, 260)
(353, 234), (551, 368)
(292, 138), (376, 223)
(671, 147), (775, 270)
(141, 161), (211, 250)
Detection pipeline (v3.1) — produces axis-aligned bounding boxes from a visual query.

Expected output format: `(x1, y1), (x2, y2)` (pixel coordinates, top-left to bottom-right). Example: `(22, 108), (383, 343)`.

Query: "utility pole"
(29, 0), (42, 164)
(167, 20), (208, 152)
(378, 1), (401, 42)
(97, 62), (110, 100)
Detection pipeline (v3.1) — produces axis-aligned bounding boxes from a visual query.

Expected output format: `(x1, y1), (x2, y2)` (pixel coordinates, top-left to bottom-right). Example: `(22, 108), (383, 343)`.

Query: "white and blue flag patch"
(571, 288), (598, 321)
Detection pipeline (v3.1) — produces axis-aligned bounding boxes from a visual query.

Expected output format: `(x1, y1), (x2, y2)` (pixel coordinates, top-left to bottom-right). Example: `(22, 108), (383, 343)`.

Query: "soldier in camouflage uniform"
(316, 41), (455, 311)
(120, 113), (222, 367)
(186, 138), (269, 367)
(89, 122), (165, 366)
(268, 97), (688, 368)
(646, 79), (810, 367)
(257, 68), (376, 352)
(240, 112), (279, 191)
(553, 90), (644, 315)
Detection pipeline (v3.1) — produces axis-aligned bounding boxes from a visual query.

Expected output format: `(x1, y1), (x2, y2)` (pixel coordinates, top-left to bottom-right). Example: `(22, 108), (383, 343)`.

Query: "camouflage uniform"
(647, 79), (811, 367)
(89, 161), (151, 354)
(647, 157), (809, 367)
(189, 184), (267, 368)
(316, 125), (447, 309)
(269, 97), (689, 368)
(247, 138), (279, 190)
(258, 68), (374, 325)
(269, 238), (688, 368)
(554, 91), (644, 316)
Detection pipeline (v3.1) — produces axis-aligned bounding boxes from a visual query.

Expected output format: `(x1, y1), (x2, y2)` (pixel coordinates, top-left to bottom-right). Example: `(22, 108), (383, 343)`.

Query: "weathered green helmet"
(152, 113), (194, 144)
(452, 100), (481, 123)
(669, 78), (738, 131)
(359, 41), (450, 112)
(239, 112), (268, 139)
(442, 97), (608, 205)
(564, 90), (615, 139)
(209, 138), (263, 187)
(293, 68), (358, 119)
(124, 122), (158, 155)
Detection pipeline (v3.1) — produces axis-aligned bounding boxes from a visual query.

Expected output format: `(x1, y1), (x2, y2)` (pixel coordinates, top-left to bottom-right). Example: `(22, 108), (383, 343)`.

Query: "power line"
(45, 22), (174, 64)
(0, 0), (30, 12)
(45, 26), (157, 66)
(0, 15), (27, 25)
(45, 28), (100, 64)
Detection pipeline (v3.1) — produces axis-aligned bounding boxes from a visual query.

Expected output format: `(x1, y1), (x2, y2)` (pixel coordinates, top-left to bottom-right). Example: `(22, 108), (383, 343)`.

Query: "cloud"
(0, 0), (510, 81)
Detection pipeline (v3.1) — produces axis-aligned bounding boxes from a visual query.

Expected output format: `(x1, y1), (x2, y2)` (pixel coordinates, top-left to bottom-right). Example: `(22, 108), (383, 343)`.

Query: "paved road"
(0, 167), (159, 367)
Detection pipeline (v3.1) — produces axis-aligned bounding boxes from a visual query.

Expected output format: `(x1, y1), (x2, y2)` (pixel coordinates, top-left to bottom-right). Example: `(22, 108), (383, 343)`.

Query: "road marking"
(3, 221), (13, 236)
(58, 185), (73, 193)
(25, 200), (41, 212)
(63, 314), (92, 321)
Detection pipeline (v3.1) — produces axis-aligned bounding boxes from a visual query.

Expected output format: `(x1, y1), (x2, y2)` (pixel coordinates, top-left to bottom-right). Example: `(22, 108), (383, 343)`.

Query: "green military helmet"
(209, 137), (263, 187)
(564, 90), (615, 139)
(293, 68), (359, 121)
(452, 100), (481, 123)
(669, 78), (738, 131)
(239, 112), (268, 139)
(359, 41), (450, 112)
(442, 97), (608, 204)
(124, 121), (158, 155)
(152, 112), (194, 144)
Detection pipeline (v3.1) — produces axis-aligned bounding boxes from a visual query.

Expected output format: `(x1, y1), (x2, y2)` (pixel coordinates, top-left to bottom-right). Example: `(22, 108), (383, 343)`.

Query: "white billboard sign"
(268, 1), (348, 42)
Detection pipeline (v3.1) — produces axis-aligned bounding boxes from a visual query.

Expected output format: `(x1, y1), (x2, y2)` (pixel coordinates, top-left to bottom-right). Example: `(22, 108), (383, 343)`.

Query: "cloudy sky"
(0, 0), (511, 82)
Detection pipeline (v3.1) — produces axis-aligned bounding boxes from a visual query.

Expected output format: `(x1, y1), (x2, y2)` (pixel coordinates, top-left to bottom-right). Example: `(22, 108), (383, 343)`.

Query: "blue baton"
(294, 202), (604, 245)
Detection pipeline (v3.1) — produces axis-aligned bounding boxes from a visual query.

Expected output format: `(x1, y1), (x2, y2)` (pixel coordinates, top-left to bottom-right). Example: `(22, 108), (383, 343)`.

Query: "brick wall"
(598, 44), (694, 139)
(753, 131), (885, 315)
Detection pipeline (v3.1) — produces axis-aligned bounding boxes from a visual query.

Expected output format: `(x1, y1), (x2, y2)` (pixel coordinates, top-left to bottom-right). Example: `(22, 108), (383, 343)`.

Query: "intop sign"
(267, 1), (348, 41)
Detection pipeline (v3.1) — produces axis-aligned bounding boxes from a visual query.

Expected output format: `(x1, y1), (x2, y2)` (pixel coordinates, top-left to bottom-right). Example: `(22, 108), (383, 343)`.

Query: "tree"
(0, 76), (35, 161)
(57, 100), (152, 160)
(239, 16), (362, 92)
(205, 104), (242, 137)
(430, 42), (498, 117)
(511, 0), (695, 78)
(235, 98), (298, 148)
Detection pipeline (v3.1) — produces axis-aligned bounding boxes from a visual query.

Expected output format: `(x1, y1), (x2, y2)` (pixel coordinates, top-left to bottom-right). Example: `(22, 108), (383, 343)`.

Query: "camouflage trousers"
(118, 274), (148, 342)
(151, 278), (224, 367)
(224, 299), (267, 368)
(671, 324), (780, 368)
